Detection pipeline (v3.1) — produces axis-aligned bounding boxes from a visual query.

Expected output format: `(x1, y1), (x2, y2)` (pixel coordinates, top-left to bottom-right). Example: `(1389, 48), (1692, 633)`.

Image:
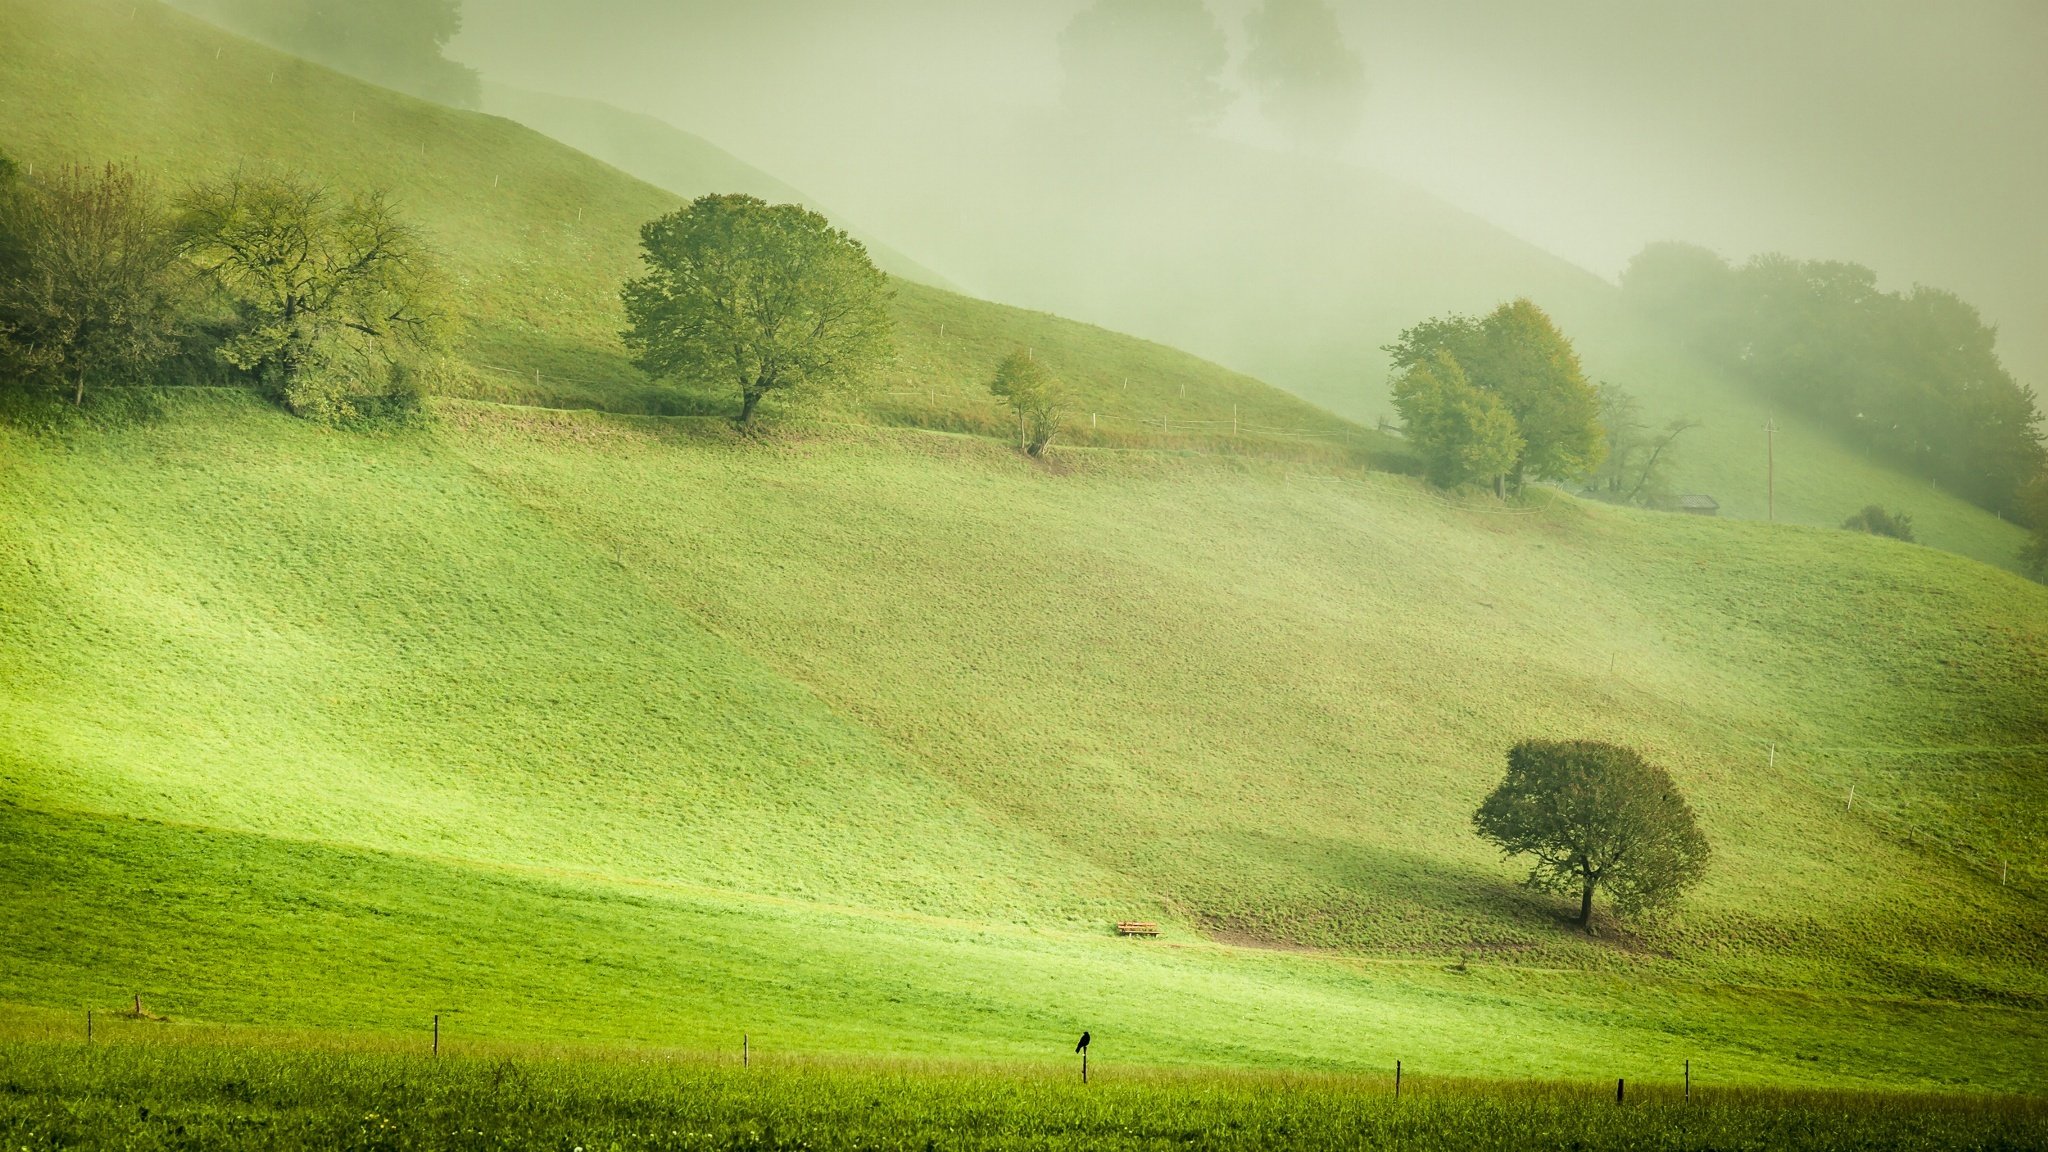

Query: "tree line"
(1620, 242), (2046, 520)
(0, 153), (443, 423)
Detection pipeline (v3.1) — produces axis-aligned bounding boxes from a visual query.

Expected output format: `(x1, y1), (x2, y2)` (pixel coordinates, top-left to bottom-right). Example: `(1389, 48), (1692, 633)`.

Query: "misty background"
(441, 0), (2045, 417)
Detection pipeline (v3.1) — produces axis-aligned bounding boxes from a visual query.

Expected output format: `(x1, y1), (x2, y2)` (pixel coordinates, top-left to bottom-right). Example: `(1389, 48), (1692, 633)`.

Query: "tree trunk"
(1578, 877), (1596, 932)
(1493, 474), (1506, 500)
(73, 366), (86, 407)
(738, 388), (763, 427)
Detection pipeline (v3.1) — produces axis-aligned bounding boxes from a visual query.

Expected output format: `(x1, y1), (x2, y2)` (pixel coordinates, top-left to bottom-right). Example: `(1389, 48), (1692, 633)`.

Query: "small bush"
(1841, 505), (1915, 542)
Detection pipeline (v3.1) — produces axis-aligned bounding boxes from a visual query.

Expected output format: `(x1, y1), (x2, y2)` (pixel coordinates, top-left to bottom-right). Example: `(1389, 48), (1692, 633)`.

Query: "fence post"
(1395, 1059), (1401, 1098)
(1684, 1059), (1690, 1100)
(743, 1033), (749, 1067)
(1616, 1078), (1624, 1104)
(433, 1014), (439, 1056)
(86, 1010), (91, 1042)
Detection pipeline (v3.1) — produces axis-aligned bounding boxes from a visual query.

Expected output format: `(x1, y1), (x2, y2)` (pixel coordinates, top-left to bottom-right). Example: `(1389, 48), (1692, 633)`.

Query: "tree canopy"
(1386, 300), (1605, 491)
(177, 172), (443, 422)
(1474, 740), (1709, 932)
(1059, 0), (1232, 131)
(1243, 0), (1366, 152)
(1621, 243), (2046, 517)
(1391, 348), (1520, 492)
(621, 194), (894, 428)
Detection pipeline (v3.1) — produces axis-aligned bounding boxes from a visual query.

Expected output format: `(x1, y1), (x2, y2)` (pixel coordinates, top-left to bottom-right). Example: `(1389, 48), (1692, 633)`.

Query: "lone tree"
(0, 162), (184, 406)
(622, 194), (893, 428)
(177, 171), (442, 422)
(989, 349), (1067, 457)
(1473, 740), (1709, 932)
(1391, 348), (1520, 492)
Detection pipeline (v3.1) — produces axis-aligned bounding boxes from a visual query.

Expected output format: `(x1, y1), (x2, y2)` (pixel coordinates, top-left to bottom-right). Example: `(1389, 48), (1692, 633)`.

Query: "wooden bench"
(1116, 921), (1160, 937)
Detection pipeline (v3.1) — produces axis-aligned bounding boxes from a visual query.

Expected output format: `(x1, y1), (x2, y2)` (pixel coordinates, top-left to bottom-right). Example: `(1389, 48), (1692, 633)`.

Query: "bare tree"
(177, 171), (442, 421)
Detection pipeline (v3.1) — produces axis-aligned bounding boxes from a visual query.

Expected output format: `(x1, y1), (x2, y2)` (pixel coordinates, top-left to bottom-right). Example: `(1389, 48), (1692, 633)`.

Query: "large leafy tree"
(1474, 740), (1710, 933)
(0, 162), (184, 406)
(1243, 0), (1366, 152)
(177, 172), (443, 422)
(1386, 299), (1605, 490)
(622, 195), (893, 428)
(1391, 349), (1520, 493)
(989, 349), (1067, 458)
(1060, 0), (1232, 131)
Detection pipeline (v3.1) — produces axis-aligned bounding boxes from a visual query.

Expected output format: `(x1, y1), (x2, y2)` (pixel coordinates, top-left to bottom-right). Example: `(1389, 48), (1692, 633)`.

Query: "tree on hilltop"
(1244, 0), (1367, 152)
(0, 162), (184, 406)
(1474, 740), (1709, 933)
(989, 349), (1067, 458)
(1392, 348), (1520, 493)
(1060, 0), (1232, 132)
(177, 171), (444, 423)
(622, 194), (894, 429)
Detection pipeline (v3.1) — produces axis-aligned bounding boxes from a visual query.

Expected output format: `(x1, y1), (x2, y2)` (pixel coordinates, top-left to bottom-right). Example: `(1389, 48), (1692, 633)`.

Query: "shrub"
(1841, 505), (1915, 542)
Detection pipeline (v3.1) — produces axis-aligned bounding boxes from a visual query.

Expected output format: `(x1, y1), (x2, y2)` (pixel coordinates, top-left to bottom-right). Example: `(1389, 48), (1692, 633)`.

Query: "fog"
(450, 1), (2048, 403)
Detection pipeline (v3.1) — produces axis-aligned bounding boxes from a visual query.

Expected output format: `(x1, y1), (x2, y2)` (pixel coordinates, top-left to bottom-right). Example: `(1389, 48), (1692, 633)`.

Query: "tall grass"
(1, 1026), (2040, 1151)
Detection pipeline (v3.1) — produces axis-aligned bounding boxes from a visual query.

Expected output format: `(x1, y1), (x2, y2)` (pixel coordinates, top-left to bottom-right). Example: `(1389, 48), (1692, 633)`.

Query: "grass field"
(0, 0), (2044, 1132)
(2, 394), (2043, 1093)
(4, 1018), (2044, 1151)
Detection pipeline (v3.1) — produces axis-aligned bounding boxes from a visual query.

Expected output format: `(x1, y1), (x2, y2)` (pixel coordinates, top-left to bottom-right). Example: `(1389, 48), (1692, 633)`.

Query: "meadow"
(0, 0), (2044, 1139)
(2, 1017), (2043, 1151)
(2, 395), (2042, 1094)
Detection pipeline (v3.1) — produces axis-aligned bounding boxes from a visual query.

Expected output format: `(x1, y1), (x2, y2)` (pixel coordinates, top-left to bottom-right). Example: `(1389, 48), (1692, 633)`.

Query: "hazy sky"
(454, 0), (2048, 385)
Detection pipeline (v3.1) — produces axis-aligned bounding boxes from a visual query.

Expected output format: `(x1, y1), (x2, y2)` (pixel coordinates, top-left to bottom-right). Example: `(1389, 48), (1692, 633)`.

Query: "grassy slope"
(0, 0), (1392, 468)
(1, 396), (2043, 1090)
(0, 0), (2043, 1093)
(473, 88), (2036, 575)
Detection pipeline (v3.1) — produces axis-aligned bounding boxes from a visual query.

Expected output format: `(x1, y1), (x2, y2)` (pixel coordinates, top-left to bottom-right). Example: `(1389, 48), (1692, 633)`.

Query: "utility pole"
(1764, 418), (1778, 521)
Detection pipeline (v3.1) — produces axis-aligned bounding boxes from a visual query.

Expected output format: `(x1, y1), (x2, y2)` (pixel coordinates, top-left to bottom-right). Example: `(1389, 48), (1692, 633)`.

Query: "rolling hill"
(460, 84), (2036, 575)
(0, 0), (2043, 1094)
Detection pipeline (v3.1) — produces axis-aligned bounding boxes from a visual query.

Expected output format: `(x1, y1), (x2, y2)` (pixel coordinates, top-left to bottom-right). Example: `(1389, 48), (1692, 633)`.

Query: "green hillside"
(1, 395), (2044, 1087)
(0, 0), (1389, 468)
(472, 86), (2035, 576)
(0, 0), (2044, 1099)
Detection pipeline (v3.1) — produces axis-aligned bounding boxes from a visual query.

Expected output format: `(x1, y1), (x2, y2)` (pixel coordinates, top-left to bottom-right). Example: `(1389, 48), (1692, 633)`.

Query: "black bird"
(1076, 1031), (1091, 1053)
